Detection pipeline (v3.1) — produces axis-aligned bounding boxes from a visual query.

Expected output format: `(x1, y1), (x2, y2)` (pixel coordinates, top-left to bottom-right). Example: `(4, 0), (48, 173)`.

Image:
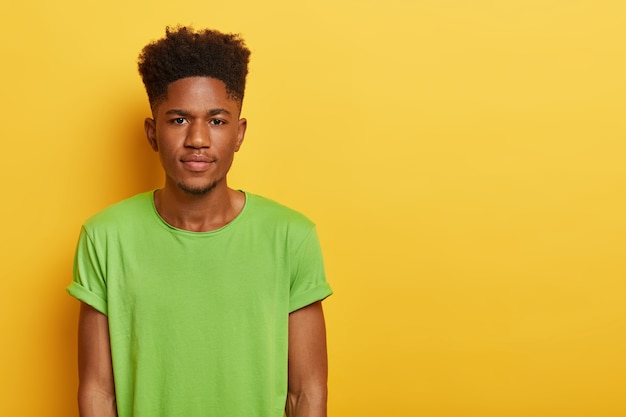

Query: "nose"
(185, 120), (211, 149)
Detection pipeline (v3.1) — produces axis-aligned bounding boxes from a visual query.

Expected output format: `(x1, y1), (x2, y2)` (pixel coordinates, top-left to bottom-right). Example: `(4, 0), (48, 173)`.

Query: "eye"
(209, 119), (225, 126)
(173, 117), (187, 125)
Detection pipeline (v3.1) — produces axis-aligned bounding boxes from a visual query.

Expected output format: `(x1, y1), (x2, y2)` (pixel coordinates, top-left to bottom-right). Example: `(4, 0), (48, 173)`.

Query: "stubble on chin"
(177, 181), (218, 196)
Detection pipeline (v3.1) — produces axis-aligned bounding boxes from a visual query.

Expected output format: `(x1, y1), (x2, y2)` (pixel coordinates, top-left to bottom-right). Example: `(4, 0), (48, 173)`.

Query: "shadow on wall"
(53, 94), (162, 416)
(123, 99), (163, 192)
(112, 95), (163, 195)
(67, 89), (164, 211)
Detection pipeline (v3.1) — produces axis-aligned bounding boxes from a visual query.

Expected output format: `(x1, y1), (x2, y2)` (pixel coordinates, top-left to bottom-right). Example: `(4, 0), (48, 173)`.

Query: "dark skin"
(144, 76), (247, 231)
(77, 304), (116, 417)
(78, 76), (328, 417)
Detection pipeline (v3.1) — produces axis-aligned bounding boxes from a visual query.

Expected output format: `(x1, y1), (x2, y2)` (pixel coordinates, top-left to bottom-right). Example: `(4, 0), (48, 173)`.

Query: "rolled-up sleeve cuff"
(289, 283), (333, 313)
(66, 282), (108, 316)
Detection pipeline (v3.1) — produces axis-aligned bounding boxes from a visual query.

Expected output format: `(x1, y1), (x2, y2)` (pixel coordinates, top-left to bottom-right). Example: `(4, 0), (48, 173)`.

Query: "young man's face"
(144, 76), (247, 196)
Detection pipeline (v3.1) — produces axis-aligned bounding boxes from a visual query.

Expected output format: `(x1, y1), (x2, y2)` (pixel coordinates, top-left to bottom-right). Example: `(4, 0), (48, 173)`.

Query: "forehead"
(156, 76), (241, 114)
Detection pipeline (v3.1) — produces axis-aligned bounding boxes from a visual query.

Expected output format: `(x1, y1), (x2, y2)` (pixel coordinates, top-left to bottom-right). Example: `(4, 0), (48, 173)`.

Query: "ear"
(234, 118), (247, 152)
(144, 118), (158, 151)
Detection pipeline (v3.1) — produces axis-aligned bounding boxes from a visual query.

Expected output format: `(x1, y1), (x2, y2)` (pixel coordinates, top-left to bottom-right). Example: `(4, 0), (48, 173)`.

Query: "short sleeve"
(66, 226), (108, 315)
(288, 226), (333, 312)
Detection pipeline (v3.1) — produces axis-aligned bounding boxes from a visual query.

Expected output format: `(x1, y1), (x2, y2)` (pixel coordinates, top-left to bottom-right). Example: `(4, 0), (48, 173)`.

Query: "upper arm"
(287, 301), (328, 416)
(77, 302), (116, 416)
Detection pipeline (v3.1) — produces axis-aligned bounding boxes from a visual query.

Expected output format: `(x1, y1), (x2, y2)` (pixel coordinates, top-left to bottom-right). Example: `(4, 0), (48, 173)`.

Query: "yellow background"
(1, 1), (625, 416)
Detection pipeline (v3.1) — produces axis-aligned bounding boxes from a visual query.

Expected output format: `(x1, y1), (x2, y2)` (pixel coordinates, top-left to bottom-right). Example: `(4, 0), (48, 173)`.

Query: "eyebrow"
(165, 108), (232, 117)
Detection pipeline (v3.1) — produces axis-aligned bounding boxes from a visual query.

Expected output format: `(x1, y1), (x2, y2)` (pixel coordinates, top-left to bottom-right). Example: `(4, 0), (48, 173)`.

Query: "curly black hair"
(138, 26), (250, 109)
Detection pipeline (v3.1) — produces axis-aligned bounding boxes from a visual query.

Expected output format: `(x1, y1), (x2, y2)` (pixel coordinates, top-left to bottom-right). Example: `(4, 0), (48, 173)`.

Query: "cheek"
(156, 141), (179, 163)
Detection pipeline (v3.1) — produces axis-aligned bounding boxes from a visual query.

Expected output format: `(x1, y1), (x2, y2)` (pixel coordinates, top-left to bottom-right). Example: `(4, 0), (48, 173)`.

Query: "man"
(67, 26), (332, 417)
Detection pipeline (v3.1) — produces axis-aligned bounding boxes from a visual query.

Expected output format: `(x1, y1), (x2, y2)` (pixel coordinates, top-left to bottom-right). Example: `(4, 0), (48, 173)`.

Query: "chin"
(177, 181), (218, 196)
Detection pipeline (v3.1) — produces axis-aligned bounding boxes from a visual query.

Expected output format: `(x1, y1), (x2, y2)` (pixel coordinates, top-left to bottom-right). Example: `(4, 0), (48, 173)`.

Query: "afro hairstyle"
(138, 26), (250, 110)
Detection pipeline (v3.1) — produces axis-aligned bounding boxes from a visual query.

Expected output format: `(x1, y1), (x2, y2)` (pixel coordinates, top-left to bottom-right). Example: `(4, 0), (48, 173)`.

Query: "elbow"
(78, 383), (117, 417)
(286, 384), (328, 417)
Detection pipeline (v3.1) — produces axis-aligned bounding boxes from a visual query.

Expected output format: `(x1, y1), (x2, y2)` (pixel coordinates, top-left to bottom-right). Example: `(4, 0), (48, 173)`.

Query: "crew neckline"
(148, 189), (249, 235)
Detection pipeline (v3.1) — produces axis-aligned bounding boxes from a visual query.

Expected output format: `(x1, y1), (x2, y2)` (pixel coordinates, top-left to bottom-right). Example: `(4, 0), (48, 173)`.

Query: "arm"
(77, 302), (117, 417)
(286, 301), (328, 417)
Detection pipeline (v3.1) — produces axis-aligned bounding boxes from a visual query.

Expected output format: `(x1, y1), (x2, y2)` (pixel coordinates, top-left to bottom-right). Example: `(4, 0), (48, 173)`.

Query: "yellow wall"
(2, 1), (625, 415)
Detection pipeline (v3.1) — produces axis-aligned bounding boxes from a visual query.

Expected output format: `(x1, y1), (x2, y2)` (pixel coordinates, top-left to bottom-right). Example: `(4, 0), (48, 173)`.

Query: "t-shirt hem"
(66, 282), (108, 315)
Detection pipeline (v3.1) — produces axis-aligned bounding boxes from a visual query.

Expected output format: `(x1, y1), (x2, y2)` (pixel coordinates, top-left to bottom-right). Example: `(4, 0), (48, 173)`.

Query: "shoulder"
(245, 193), (314, 226)
(243, 193), (318, 241)
(83, 191), (155, 232)
(246, 193), (319, 256)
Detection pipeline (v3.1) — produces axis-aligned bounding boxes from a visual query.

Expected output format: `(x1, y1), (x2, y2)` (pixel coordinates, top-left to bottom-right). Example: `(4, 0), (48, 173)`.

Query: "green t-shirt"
(67, 191), (332, 417)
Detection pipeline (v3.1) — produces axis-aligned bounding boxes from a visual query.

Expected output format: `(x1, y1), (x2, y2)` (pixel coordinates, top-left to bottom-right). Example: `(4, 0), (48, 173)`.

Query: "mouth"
(181, 155), (215, 171)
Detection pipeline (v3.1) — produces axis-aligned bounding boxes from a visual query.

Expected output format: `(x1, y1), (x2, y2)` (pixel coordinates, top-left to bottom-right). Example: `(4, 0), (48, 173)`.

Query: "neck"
(154, 185), (245, 232)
